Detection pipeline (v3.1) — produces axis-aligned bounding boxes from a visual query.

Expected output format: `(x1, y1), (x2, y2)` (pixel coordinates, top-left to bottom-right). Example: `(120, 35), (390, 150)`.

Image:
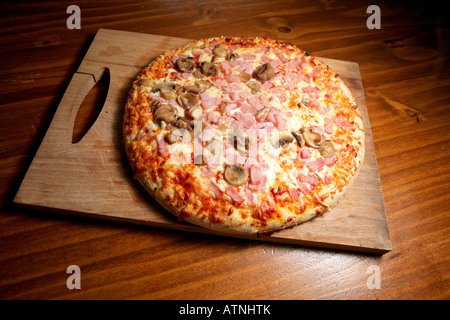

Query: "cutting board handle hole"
(72, 68), (110, 144)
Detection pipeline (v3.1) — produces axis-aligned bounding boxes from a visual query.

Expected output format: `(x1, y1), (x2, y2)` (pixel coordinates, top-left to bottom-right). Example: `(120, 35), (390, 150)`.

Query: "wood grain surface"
(13, 29), (391, 253)
(1, 0), (449, 300)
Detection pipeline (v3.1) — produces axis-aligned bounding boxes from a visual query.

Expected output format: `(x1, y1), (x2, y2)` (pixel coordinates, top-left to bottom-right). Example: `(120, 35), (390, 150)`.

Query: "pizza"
(123, 36), (365, 235)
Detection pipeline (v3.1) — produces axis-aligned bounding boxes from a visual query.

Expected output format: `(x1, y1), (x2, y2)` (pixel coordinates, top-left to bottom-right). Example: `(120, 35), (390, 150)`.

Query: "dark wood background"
(1, 0), (449, 299)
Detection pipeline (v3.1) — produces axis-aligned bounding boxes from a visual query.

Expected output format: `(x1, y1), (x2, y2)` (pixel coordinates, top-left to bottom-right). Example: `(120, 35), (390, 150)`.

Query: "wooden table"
(1, 0), (449, 300)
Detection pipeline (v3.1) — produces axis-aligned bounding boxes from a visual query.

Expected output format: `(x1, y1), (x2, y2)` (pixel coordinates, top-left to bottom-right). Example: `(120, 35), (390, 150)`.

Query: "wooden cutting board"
(14, 29), (391, 253)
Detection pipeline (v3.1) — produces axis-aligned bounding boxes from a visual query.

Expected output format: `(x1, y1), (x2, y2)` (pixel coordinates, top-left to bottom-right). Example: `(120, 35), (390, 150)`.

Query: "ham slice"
(247, 95), (264, 111)
(298, 173), (319, 186)
(274, 51), (288, 63)
(239, 91), (251, 100)
(226, 74), (240, 83)
(283, 76), (297, 90)
(307, 158), (326, 172)
(229, 92), (240, 101)
(300, 148), (311, 159)
(200, 92), (221, 110)
(244, 156), (257, 170)
(299, 56), (308, 69)
(250, 165), (265, 185)
(239, 102), (257, 115)
(229, 60), (253, 73)
(176, 72), (191, 80)
(314, 103), (330, 115)
(213, 79), (228, 90)
(298, 184), (311, 195)
(157, 136), (169, 156)
(207, 181), (223, 198)
(325, 155), (338, 166)
(200, 127), (216, 142)
(203, 111), (221, 124)
(246, 188), (255, 206)
(302, 86), (319, 94)
(309, 67), (320, 78)
(192, 50), (204, 61)
(136, 127), (150, 141)
(248, 164), (268, 191)
(260, 55), (273, 64)
(266, 107), (278, 124)
(328, 82), (338, 90)
(240, 53), (257, 60)
(226, 103), (238, 116)
(270, 59), (283, 70)
(261, 81), (273, 91)
(203, 151), (220, 168)
(201, 167), (215, 178)
(274, 113), (286, 130)
(269, 87), (287, 103)
(334, 115), (354, 128)
(227, 83), (241, 92)
(234, 112), (256, 129)
(324, 117), (333, 134)
(225, 186), (245, 205)
(220, 61), (232, 74)
(289, 188), (302, 201)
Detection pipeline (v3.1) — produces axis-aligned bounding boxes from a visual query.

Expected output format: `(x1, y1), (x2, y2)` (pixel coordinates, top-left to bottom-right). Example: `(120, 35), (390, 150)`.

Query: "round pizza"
(123, 36), (365, 235)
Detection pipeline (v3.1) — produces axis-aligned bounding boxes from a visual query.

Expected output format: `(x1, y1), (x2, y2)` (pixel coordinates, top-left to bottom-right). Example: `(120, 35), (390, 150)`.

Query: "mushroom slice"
(247, 80), (261, 94)
(161, 88), (177, 100)
(137, 78), (152, 87)
(213, 45), (227, 57)
(153, 104), (177, 124)
(255, 107), (270, 120)
(165, 130), (182, 144)
(177, 92), (199, 109)
(254, 63), (275, 82)
(187, 106), (203, 120)
(318, 140), (335, 158)
(195, 80), (212, 91)
(150, 100), (161, 113)
(193, 69), (204, 78)
(301, 96), (310, 107)
(301, 128), (322, 148)
(153, 82), (179, 100)
(173, 117), (190, 129)
(219, 101), (228, 115)
(200, 62), (219, 76)
(152, 82), (177, 92)
(224, 164), (249, 186)
(292, 131), (305, 148)
(184, 85), (201, 94)
(175, 57), (195, 73)
(226, 52), (239, 61)
(239, 72), (252, 83)
(272, 132), (294, 148)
